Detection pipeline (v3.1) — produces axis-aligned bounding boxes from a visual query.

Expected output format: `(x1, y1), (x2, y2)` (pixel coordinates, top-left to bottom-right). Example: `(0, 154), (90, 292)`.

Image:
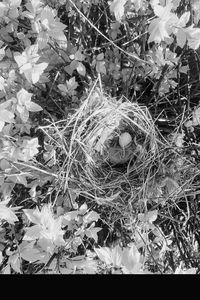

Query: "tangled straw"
(57, 85), (164, 205)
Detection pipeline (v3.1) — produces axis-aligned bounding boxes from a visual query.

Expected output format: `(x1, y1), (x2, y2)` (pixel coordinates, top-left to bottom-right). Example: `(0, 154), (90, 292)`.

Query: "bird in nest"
(106, 132), (138, 165)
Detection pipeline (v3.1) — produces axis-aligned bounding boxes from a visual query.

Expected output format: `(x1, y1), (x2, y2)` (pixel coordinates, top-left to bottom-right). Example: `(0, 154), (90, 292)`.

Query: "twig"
(68, 0), (150, 65)
(12, 161), (58, 178)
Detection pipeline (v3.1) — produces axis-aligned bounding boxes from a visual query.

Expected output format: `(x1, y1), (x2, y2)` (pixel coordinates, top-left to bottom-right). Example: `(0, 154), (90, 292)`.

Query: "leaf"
(24, 204), (65, 247)
(110, 22), (121, 39)
(0, 109), (14, 123)
(138, 210), (158, 224)
(133, 0), (144, 11)
(30, 63), (48, 84)
(9, 253), (21, 273)
(8, 0), (21, 18)
(70, 59), (79, 71)
(0, 2), (7, 16)
(24, 62), (48, 84)
(0, 45), (6, 61)
(24, 0), (43, 19)
(110, 245), (123, 267)
(21, 246), (43, 262)
(66, 255), (97, 274)
(14, 45), (48, 83)
(175, 12), (192, 48)
(9, 0), (22, 8)
(19, 241), (47, 263)
(9, 174), (28, 187)
(21, 138), (40, 162)
(0, 158), (10, 170)
(17, 88), (32, 106)
(23, 225), (42, 241)
(96, 61), (106, 74)
(14, 44), (39, 68)
(172, 0), (181, 9)
(148, 1), (178, 43)
(62, 211), (79, 229)
(7, 69), (16, 85)
(185, 26), (200, 50)
(59, 77), (78, 95)
(14, 51), (28, 69)
(64, 65), (73, 76)
(0, 251), (3, 264)
(94, 247), (114, 265)
(81, 258), (97, 274)
(109, 0), (127, 22)
(181, 268), (197, 274)
(96, 53), (104, 60)
(121, 243), (142, 274)
(77, 62), (86, 76)
(59, 267), (73, 274)
(148, 19), (168, 43)
(37, 31), (49, 50)
(147, 210), (158, 223)
(175, 266), (197, 274)
(0, 204), (18, 224)
(79, 202), (88, 214)
(0, 121), (5, 132)
(16, 105), (29, 123)
(190, 107), (200, 126)
(58, 83), (68, 95)
(178, 11), (190, 28)
(39, 6), (57, 29)
(179, 65), (189, 74)
(176, 28), (187, 48)
(0, 182), (15, 202)
(2, 264), (11, 274)
(83, 211), (100, 224)
(66, 77), (78, 92)
(36, 5), (67, 49)
(0, 99), (14, 109)
(95, 245), (123, 267)
(192, 0), (200, 25)
(85, 227), (101, 243)
(0, 76), (5, 92)
(0, 27), (13, 43)
(74, 50), (85, 61)
(25, 101), (43, 112)
(23, 207), (41, 224)
(174, 132), (185, 147)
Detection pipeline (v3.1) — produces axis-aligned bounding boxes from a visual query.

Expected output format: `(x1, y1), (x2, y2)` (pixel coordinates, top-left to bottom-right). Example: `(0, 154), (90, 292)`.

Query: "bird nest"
(61, 88), (161, 204)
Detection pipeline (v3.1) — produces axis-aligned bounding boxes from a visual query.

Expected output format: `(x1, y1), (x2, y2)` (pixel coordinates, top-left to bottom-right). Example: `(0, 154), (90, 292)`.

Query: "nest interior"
(61, 88), (166, 206)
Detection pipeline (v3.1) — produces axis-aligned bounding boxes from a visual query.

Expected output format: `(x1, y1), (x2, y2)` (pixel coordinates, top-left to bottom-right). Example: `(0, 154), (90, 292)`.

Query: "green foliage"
(0, 0), (199, 274)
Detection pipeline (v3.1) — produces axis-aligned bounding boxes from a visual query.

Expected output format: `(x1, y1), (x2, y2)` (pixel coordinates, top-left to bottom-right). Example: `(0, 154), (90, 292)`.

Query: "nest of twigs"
(59, 86), (163, 205)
